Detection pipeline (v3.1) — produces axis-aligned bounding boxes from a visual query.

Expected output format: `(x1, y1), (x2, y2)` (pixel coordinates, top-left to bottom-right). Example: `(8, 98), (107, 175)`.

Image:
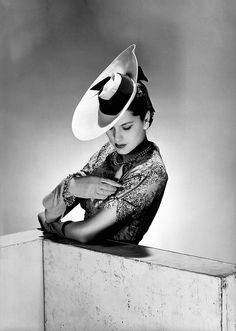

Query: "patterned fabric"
(42, 141), (168, 244)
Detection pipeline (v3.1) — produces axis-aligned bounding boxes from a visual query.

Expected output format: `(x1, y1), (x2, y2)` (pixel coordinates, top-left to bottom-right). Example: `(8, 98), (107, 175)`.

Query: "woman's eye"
(122, 126), (132, 131)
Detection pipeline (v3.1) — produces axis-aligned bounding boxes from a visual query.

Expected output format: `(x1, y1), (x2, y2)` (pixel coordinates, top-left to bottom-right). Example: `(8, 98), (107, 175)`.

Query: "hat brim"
(72, 44), (138, 141)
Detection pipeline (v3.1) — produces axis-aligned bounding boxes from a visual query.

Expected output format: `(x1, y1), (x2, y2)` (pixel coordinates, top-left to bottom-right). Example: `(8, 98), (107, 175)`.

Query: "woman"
(38, 45), (168, 244)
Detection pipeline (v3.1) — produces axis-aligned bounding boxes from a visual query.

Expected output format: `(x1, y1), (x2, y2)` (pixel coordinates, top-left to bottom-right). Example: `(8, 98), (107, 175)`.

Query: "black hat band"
(92, 74), (134, 116)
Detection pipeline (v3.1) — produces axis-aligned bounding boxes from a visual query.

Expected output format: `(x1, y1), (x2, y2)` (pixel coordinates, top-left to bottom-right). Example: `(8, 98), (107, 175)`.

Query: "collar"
(112, 137), (152, 166)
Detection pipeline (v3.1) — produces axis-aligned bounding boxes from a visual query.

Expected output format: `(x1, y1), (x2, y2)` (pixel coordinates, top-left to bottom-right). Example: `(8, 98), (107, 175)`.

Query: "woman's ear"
(143, 111), (151, 130)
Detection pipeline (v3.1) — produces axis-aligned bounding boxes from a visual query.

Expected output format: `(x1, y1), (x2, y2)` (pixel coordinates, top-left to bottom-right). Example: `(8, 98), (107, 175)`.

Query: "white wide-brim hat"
(72, 44), (138, 141)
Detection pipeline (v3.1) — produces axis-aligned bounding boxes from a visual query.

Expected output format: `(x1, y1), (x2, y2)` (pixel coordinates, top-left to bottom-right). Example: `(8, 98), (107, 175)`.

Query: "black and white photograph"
(1, 1), (236, 330)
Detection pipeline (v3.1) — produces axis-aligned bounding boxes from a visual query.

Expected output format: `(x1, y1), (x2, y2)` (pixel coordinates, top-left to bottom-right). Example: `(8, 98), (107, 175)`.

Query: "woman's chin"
(114, 144), (128, 154)
(115, 147), (133, 155)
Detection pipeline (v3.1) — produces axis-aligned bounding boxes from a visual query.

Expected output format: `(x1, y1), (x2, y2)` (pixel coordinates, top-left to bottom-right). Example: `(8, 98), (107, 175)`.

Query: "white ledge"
(0, 229), (43, 248)
(1, 229), (235, 277)
(45, 234), (236, 277)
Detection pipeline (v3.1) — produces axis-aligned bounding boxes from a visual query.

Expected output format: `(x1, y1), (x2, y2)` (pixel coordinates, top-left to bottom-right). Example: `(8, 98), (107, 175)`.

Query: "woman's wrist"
(68, 177), (77, 196)
(68, 176), (86, 198)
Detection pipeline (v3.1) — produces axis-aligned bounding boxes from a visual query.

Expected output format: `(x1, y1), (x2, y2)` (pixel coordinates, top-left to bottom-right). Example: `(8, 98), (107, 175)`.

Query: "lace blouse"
(42, 141), (168, 244)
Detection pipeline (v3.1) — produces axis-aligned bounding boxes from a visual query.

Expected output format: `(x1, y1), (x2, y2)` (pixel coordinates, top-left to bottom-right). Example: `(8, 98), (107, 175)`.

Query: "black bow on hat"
(91, 66), (148, 92)
(90, 66), (148, 116)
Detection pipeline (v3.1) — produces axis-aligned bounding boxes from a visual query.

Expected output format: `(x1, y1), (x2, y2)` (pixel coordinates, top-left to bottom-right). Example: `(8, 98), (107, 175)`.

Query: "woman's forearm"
(42, 180), (67, 223)
(61, 204), (117, 243)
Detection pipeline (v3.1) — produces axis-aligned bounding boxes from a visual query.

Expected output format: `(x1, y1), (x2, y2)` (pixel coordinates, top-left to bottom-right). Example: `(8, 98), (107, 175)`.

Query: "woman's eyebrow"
(121, 121), (134, 126)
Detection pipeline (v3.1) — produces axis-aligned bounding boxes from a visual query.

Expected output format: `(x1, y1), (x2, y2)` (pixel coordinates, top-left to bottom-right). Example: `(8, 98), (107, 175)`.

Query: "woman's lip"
(115, 144), (127, 149)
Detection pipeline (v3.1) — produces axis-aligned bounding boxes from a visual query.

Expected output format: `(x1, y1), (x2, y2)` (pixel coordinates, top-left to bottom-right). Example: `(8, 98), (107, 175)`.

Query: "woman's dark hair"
(129, 82), (155, 127)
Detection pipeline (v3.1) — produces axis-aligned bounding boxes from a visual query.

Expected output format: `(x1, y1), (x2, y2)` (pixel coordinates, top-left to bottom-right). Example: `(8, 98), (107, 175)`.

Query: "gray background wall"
(1, 0), (235, 263)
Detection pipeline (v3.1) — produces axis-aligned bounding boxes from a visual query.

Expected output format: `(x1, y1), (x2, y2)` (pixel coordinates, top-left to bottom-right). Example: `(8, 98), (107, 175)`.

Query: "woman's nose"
(113, 128), (123, 143)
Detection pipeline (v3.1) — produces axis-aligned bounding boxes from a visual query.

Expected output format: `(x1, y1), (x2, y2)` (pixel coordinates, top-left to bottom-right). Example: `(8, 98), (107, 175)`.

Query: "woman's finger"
(99, 187), (115, 196)
(100, 183), (117, 192)
(95, 192), (108, 200)
(101, 178), (122, 187)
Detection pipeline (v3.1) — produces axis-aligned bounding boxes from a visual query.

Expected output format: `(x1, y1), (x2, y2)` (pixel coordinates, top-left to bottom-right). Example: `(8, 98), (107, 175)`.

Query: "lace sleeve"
(62, 142), (113, 206)
(42, 142), (113, 223)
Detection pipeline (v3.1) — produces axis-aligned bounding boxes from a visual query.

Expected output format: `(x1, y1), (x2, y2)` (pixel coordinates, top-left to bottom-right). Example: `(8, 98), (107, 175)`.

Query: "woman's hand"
(69, 176), (122, 200)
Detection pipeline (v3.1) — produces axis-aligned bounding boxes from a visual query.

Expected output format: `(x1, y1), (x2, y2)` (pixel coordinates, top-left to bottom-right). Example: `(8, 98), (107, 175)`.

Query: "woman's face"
(106, 110), (147, 155)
